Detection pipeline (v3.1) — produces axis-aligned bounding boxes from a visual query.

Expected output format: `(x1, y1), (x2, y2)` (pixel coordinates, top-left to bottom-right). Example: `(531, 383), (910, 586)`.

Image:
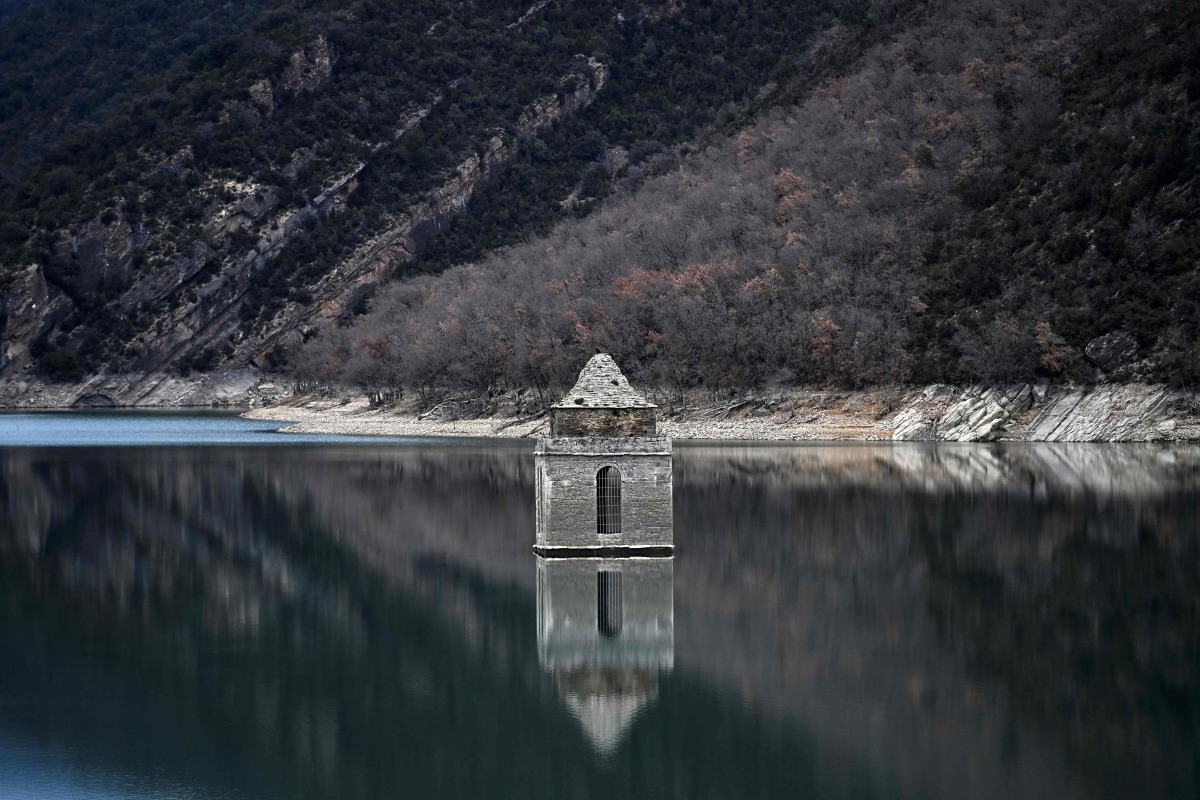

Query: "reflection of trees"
(4, 443), (1196, 799)
(0, 448), (890, 800)
(914, 497), (1200, 799)
(675, 453), (1200, 800)
(676, 442), (1200, 500)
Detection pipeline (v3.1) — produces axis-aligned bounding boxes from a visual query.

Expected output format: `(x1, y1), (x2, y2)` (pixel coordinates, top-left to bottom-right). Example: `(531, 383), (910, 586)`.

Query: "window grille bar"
(596, 466), (621, 535)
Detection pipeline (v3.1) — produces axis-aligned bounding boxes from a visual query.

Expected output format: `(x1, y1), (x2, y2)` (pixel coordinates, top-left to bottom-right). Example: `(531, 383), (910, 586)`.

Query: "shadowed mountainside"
(297, 0), (1199, 398)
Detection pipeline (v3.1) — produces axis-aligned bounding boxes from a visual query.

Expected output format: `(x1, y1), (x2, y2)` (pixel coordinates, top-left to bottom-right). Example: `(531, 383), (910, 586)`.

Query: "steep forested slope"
(2, 0), (1195, 397)
(299, 0), (1194, 399)
(914, 0), (1200, 385)
(0, 0), (868, 384)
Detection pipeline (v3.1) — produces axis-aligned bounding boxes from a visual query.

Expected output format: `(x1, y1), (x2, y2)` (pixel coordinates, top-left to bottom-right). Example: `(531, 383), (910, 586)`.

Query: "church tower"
(534, 354), (673, 557)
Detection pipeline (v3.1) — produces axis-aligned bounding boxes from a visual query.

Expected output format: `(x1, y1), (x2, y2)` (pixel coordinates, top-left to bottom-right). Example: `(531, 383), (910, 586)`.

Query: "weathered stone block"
(1085, 330), (1138, 372)
(535, 436), (673, 555)
(538, 354), (672, 555)
(551, 407), (656, 437)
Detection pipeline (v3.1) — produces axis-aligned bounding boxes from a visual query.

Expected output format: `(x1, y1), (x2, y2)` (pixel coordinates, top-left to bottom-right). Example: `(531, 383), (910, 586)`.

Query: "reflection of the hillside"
(1, 442), (1196, 800)
(677, 442), (1200, 499)
(0, 447), (879, 799)
(537, 558), (673, 755)
(674, 449), (1199, 800)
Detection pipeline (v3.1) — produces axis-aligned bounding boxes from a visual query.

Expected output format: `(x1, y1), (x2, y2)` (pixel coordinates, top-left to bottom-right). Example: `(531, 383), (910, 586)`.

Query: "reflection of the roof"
(555, 669), (660, 755)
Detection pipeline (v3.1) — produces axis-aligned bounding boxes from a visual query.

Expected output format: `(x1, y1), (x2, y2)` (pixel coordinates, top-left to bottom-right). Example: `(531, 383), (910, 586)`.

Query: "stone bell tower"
(534, 354), (673, 557)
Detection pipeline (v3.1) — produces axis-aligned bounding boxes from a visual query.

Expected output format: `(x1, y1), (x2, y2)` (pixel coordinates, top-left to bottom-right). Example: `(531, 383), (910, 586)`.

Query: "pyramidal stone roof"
(553, 354), (656, 409)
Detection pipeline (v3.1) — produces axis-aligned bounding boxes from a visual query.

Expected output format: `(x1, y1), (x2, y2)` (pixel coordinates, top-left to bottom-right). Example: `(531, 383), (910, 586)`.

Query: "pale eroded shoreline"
(243, 396), (881, 440)
(243, 383), (1200, 442)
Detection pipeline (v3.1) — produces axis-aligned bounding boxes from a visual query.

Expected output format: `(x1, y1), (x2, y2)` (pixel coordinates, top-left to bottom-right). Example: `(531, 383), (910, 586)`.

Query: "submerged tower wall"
(535, 436), (673, 557)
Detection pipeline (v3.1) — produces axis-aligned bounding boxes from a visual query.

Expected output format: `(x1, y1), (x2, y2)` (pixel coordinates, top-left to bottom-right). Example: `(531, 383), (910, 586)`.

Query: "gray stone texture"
(535, 436), (673, 552)
(1085, 330), (1139, 372)
(552, 353), (656, 410)
(551, 407), (656, 437)
(891, 382), (1184, 442)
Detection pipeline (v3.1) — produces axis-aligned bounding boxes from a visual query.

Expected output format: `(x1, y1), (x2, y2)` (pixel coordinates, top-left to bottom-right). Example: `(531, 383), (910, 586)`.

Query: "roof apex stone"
(552, 354), (656, 409)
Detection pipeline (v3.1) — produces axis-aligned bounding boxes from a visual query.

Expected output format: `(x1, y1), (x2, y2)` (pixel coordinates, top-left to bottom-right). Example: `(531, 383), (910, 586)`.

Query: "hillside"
(1, 0), (1197, 404)
(295, 0), (1198, 400)
(0, 0), (874, 393)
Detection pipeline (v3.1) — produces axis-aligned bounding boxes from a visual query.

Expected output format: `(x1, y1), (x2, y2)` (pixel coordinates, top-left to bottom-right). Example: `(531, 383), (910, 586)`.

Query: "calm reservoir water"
(1, 412), (1197, 799)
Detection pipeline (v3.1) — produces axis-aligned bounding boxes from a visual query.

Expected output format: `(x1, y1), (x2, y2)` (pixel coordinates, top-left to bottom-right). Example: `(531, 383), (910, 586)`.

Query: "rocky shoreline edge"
(3, 373), (1197, 442)
(242, 382), (1200, 443)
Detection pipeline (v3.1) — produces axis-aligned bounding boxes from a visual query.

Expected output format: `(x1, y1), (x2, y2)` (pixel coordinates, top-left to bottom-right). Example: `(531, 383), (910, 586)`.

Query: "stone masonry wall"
(535, 437), (672, 551)
(551, 408), (657, 437)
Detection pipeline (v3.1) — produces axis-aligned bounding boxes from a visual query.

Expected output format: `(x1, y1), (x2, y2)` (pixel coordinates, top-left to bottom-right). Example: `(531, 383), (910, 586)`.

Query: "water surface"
(0, 413), (1197, 799)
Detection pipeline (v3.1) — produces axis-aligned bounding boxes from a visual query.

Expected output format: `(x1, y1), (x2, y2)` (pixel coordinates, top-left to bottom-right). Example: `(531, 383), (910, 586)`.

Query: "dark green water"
(0, 413), (1197, 799)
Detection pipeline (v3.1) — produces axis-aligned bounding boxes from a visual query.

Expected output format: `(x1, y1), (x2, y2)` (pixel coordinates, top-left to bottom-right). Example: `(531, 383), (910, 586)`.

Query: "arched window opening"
(597, 570), (623, 638)
(596, 466), (621, 535)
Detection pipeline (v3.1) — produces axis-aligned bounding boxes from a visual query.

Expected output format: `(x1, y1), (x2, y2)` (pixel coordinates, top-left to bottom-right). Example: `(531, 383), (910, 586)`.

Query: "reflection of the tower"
(536, 557), (674, 755)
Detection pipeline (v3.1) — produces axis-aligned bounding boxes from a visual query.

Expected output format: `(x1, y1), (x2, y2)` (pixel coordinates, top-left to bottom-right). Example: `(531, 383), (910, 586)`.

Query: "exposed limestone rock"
(0, 49), (608, 394)
(508, 0), (554, 29)
(1084, 330), (1138, 372)
(249, 79), (275, 115)
(1023, 384), (1173, 441)
(892, 383), (1191, 442)
(203, 186), (280, 245)
(127, 240), (216, 306)
(244, 383), (1200, 443)
(889, 384), (958, 441)
(73, 393), (116, 408)
(893, 384), (1034, 442)
(151, 146), (194, 177)
(2, 266), (51, 369)
(0, 368), (289, 408)
(54, 216), (138, 295)
(282, 36), (332, 94)
(517, 57), (608, 133)
(239, 60), (609, 368)
(936, 384), (1033, 442)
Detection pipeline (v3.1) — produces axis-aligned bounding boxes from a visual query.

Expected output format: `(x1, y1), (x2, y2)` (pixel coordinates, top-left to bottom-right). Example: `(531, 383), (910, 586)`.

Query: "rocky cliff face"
(0, 55), (607, 405)
(891, 383), (1197, 442)
(3, 0), (808, 394)
(243, 57), (609, 371)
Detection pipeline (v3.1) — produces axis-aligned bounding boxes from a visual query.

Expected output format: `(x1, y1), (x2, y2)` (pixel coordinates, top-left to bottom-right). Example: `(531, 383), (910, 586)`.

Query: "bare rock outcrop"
(1022, 384), (1175, 441)
(237, 57), (609, 368)
(889, 384), (963, 441)
(938, 384), (1034, 441)
(0, 368), (290, 409)
(892, 384), (1033, 442)
(1, 266), (58, 370)
(248, 79), (275, 116)
(893, 383), (1193, 442)
(0, 45), (608, 396)
(1084, 330), (1138, 372)
(282, 36), (333, 94)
